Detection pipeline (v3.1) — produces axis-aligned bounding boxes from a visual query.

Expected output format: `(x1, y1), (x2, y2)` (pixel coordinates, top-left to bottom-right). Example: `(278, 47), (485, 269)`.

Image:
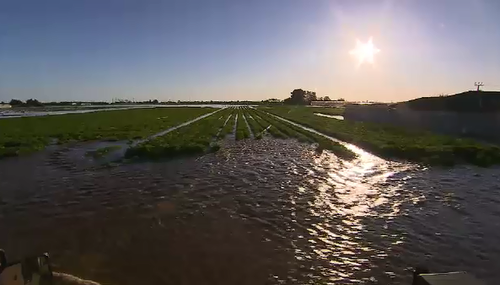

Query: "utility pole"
(474, 82), (484, 109)
(474, 82), (484, 91)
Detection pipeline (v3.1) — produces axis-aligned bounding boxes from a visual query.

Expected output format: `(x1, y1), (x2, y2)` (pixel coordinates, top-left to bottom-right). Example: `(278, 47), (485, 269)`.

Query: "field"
(0, 107), (215, 158)
(125, 107), (356, 160)
(5, 104), (497, 166)
(125, 108), (232, 159)
(306, 106), (344, 116)
(0, 106), (356, 161)
(261, 106), (500, 166)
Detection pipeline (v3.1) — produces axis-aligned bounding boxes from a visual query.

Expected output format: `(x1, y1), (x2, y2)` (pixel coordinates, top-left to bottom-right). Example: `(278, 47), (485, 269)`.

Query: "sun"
(349, 37), (380, 66)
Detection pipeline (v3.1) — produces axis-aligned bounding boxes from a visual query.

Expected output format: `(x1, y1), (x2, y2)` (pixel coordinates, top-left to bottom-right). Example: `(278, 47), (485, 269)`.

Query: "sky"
(1, 0), (500, 103)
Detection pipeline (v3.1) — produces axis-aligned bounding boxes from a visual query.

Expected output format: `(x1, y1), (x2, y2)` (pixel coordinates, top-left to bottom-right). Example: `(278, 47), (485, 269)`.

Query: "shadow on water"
(0, 137), (499, 284)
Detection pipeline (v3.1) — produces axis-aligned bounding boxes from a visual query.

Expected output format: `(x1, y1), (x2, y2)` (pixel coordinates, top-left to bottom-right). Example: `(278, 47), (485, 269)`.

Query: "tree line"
(6, 99), (43, 107)
(283, 89), (334, 105)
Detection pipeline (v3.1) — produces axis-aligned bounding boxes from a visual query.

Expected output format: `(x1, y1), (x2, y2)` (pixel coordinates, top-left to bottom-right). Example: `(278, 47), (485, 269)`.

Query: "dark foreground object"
(413, 271), (485, 285)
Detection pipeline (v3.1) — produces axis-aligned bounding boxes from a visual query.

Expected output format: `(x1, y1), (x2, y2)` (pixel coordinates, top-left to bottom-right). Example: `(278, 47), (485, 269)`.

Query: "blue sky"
(1, 0), (499, 102)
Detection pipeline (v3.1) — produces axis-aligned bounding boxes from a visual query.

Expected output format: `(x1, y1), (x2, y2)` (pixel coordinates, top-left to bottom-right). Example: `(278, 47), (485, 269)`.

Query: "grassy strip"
(308, 106), (344, 116)
(255, 110), (355, 159)
(0, 107), (216, 159)
(218, 108), (236, 139)
(249, 110), (284, 139)
(247, 109), (270, 129)
(255, 110), (312, 143)
(214, 109), (233, 137)
(125, 109), (231, 159)
(245, 110), (266, 139)
(260, 106), (344, 116)
(235, 108), (250, 140)
(248, 109), (287, 139)
(85, 146), (122, 159)
(240, 109), (255, 139)
(263, 106), (500, 166)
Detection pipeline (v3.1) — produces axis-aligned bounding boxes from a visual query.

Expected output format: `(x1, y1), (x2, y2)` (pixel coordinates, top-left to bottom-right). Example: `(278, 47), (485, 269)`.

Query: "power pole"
(474, 82), (484, 109)
(474, 82), (484, 91)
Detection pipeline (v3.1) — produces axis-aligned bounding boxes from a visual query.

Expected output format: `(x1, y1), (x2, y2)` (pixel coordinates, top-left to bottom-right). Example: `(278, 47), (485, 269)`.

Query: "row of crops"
(0, 107), (216, 159)
(3, 104), (498, 166)
(262, 106), (500, 166)
(125, 107), (356, 160)
(0, 105), (357, 161)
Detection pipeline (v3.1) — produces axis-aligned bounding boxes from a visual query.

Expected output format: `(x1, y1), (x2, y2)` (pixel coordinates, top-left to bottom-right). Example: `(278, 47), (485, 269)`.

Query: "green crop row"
(244, 110), (266, 139)
(217, 108), (236, 139)
(125, 108), (232, 159)
(252, 109), (355, 159)
(0, 107), (216, 159)
(260, 106), (344, 116)
(255, 109), (312, 142)
(262, 106), (500, 166)
(235, 108), (251, 140)
(307, 107), (344, 116)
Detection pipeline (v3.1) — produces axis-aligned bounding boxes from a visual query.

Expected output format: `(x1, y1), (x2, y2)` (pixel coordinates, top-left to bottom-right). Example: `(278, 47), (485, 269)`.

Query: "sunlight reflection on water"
(294, 138), (419, 282)
(2, 134), (499, 284)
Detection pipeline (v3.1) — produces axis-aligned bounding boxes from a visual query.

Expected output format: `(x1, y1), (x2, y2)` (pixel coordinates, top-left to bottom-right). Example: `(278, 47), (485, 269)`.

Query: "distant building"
(0, 104), (11, 109)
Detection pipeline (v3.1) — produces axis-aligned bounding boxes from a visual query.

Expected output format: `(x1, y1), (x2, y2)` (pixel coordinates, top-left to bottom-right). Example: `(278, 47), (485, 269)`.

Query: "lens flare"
(349, 37), (381, 66)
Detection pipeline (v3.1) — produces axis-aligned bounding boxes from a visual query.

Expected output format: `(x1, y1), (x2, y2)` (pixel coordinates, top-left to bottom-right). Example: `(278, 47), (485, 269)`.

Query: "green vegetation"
(256, 110), (312, 142)
(235, 108), (250, 140)
(126, 106), (355, 160)
(0, 105), (353, 161)
(244, 111), (266, 139)
(253, 109), (355, 159)
(125, 109), (231, 159)
(85, 146), (122, 159)
(0, 107), (215, 158)
(262, 106), (500, 166)
(406, 90), (500, 112)
(308, 107), (344, 116)
(217, 109), (236, 139)
(260, 105), (344, 116)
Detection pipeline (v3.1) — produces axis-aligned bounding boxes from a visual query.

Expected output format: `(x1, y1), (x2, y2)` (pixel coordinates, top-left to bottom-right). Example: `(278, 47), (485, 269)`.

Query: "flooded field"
(0, 138), (499, 285)
(0, 105), (231, 119)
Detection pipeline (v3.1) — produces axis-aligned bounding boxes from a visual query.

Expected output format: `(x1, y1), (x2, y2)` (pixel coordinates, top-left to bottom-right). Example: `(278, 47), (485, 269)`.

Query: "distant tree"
(284, 89), (319, 105)
(262, 98), (281, 103)
(305, 91), (317, 103)
(152, 99), (159, 104)
(290, 89), (307, 104)
(9, 99), (24, 106)
(0, 101), (5, 104)
(323, 96), (331, 101)
(337, 98), (345, 102)
(26, 98), (43, 107)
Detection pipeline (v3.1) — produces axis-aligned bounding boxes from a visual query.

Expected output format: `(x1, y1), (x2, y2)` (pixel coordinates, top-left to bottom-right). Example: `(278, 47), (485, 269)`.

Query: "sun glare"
(349, 37), (380, 66)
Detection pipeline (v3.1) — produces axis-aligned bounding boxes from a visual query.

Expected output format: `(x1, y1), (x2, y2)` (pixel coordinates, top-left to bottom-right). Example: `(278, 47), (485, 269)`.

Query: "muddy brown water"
(0, 139), (499, 285)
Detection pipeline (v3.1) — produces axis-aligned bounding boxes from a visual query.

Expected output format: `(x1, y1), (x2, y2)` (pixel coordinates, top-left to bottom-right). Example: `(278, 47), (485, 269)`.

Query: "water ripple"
(0, 139), (499, 284)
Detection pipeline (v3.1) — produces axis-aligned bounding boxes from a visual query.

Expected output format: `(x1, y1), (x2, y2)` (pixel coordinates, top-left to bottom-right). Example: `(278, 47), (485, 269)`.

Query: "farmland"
(261, 106), (500, 166)
(3, 104), (499, 166)
(0, 106), (356, 161)
(2, 104), (500, 285)
(0, 107), (215, 158)
(126, 106), (356, 159)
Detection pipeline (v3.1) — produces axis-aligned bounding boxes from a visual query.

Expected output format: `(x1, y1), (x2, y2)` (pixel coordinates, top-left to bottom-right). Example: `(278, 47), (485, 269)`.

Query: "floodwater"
(314, 113), (344, 120)
(0, 105), (238, 119)
(0, 139), (499, 285)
